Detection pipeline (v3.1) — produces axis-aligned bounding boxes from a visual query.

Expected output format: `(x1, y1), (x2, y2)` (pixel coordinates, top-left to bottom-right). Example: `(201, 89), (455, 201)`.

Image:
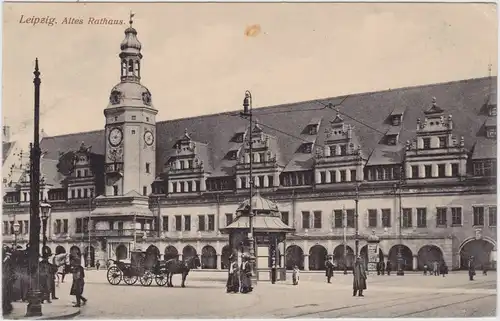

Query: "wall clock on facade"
(144, 130), (154, 146)
(109, 128), (123, 147)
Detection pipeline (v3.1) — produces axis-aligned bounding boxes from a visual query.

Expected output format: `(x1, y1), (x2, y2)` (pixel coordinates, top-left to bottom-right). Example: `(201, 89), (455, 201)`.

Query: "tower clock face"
(144, 130), (154, 146)
(108, 128), (123, 147)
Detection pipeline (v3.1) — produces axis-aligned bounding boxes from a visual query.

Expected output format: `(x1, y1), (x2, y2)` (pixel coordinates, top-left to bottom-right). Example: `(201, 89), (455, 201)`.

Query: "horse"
(164, 256), (201, 288)
(52, 253), (71, 284)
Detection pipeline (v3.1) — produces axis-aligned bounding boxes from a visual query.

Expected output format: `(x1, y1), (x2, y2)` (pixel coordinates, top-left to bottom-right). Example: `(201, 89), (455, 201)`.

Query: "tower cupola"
(119, 12), (142, 83)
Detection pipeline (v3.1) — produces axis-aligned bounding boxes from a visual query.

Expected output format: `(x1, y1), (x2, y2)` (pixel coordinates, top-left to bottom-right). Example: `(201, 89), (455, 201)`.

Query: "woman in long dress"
(226, 257), (240, 293)
(239, 254), (253, 294)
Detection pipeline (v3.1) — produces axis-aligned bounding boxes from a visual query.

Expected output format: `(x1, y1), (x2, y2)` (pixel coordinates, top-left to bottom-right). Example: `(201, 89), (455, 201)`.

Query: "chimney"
(2, 125), (11, 143)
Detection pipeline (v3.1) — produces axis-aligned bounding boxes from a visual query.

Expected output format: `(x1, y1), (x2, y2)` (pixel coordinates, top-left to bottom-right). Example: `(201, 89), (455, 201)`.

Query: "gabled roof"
(39, 77), (496, 177)
(471, 138), (497, 160)
(2, 142), (13, 164)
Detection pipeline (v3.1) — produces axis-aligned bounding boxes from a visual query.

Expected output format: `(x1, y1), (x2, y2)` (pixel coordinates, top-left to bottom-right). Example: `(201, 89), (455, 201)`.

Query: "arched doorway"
(221, 245), (232, 270)
(164, 245), (178, 261)
(417, 245), (444, 270)
(115, 244), (127, 261)
(460, 239), (495, 269)
(201, 245), (217, 269)
(83, 246), (95, 268)
(388, 245), (413, 271)
(145, 245), (160, 269)
(309, 245), (328, 270)
(333, 245), (354, 270)
(360, 245), (384, 267)
(70, 246), (81, 259)
(286, 245), (304, 270)
(182, 245), (197, 261)
(55, 246), (66, 255)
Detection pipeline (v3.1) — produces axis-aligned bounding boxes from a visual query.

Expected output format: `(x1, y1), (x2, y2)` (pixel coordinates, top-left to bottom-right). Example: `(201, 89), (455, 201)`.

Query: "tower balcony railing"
(104, 162), (124, 174)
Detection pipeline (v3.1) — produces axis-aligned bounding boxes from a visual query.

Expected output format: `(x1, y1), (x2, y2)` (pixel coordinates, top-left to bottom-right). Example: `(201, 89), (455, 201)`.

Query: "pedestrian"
(325, 256), (334, 283)
(2, 247), (14, 316)
(226, 255), (239, 293)
(440, 261), (448, 277)
(39, 255), (53, 304)
(482, 263), (488, 276)
(423, 264), (428, 275)
(433, 261), (439, 276)
(96, 260), (100, 271)
(70, 259), (87, 307)
(380, 260), (385, 275)
(386, 260), (392, 276)
(352, 256), (367, 297)
(292, 265), (300, 285)
(468, 256), (476, 281)
(239, 254), (253, 294)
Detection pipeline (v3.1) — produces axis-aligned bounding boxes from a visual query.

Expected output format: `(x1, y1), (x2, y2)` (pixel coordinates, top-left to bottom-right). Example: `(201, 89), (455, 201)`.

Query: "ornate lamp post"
(40, 200), (52, 255)
(240, 90), (256, 275)
(394, 177), (404, 276)
(26, 58), (43, 317)
(13, 221), (20, 248)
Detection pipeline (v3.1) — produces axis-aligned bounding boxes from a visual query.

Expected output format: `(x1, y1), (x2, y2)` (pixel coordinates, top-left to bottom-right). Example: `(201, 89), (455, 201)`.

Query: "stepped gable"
(40, 77), (496, 177)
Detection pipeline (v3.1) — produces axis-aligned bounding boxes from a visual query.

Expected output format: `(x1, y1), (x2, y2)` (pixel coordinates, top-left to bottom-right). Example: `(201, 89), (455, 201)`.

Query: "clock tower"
(103, 16), (157, 197)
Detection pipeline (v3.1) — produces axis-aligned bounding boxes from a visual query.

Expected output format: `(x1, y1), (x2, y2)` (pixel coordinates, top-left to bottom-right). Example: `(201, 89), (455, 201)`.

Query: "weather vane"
(129, 11), (135, 28)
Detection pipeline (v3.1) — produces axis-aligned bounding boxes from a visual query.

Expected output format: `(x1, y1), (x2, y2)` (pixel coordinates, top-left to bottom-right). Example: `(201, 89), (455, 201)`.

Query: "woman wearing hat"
(239, 253), (253, 294)
(70, 259), (87, 307)
(226, 254), (240, 293)
(352, 256), (367, 297)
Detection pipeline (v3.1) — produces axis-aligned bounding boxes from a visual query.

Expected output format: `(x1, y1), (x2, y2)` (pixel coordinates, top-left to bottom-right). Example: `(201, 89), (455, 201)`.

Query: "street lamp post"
(26, 58), (43, 317)
(40, 200), (51, 256)
(396, 168), (404, 276)
(13, 221), (20, 248)
(241, 90), (256, 276)
(355, 182), (360, 257)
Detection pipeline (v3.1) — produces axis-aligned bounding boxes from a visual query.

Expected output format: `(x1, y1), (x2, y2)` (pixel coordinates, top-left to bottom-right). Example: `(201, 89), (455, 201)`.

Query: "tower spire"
(119, 13), (142, 83)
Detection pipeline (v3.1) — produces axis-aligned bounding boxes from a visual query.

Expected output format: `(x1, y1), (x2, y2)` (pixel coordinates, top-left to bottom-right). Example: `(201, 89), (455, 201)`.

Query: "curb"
(38, 309), (81, 320)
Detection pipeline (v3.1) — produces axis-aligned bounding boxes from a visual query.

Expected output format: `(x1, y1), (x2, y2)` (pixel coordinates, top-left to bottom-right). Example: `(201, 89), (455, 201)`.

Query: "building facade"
(2, 21), (497, 272)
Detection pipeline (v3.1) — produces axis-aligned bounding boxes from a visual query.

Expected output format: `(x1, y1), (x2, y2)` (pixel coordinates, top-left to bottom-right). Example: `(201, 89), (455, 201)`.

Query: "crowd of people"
(2, 244), (88, 316)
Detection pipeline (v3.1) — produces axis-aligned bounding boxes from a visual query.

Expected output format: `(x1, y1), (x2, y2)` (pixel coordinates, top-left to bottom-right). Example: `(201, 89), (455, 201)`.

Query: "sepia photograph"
(1, 1), (497, 319)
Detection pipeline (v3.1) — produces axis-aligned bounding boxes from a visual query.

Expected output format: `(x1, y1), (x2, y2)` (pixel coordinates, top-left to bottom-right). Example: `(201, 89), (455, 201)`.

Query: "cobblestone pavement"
(75, 270), (496, 319)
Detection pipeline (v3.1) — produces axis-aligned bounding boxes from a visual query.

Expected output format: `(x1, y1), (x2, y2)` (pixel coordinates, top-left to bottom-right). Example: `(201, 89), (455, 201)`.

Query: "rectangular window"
(340, 145), (347, 155)
(330, 146), (336, 156)
(474, 162), (484, 176)
(259, 152), (265, 163)
(3, 221), (9, 235)
(143, 186), (147, 196)
(368, 209), (377, 227)
(302, 211), (310, 229)
(320, 172), (326, 184)
(402, 208), (412, 228)
(423, 138), (431, 149)
(9, 221), (14, 235)
(451, 207), (462, 226)
(77, 170), (81, 177)
(175, 215), (182, 231)
(489, 206), (497, 227)
(313, 211), (322, 229)
(473, 207), (484, 226)
(180, 182), (185, 193)
(131, 115), (136, 120)
(207, 215), (215, 231)
(424, 165), (432, 178)
(146, 163), (150, 173)
(436, 207), (447, 227)
(346, 209), (355, 228)
(451, 164), (459, 176)
(162, 216), (169, 231)
(84, 169), (89, 177)
(187, 181), (192, 192)
(184, 215), (191, 231)
(113, 186), (118, 196)
(18, 221), (23, 235)
(240, 177), (246, 189)
(334, 210), (342, 228)
(439, 136), (447, 148)
(438, 164), (446, 178)
(340, 170), (346, 182)
(411, 166), (419, 178)
(63, 219), (69, 233)
(83, 189), (88, 198)
(77, 189), (81, 198)
(24, 220), (29, 234)
(281, 211), (289, 226)
(417, 208), (427, 228)
(382, 209), (391, 227)
(350, 169), (357, 181)
(131, 130), (136, 135)
(225, 213), (233, 226)
(198, 215), (206, 231)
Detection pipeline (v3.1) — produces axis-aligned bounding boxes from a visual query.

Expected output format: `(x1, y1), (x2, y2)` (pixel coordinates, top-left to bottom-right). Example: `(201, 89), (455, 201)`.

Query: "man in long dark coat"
(70, 259), (87, 307)
(352, 256), (367, 297)
(325, 256), (334, 283)
(2, 247), (14, 315)
(226, 255), (239, 293)
(386, 260), (392, 276)
(468, 256), (476, 281)
(239, 254), (253, 293)
(39, 256), (53, 304)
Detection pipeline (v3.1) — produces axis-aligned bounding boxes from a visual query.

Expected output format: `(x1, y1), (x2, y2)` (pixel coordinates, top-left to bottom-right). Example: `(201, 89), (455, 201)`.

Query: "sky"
(2, 2), (498, 146)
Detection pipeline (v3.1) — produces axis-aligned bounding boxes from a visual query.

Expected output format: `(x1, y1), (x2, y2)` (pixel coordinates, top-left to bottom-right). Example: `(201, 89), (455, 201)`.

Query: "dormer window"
(233, 133), (244, 143)
(392, 115), (401, 126)
(226, 151), (237, 160)
(487, 127), (496, 139)
(387, 136), (397, 145)
(302, 143), (312, 154)
(340, 145), (347, 156)
(489, 105), (497, 117)
(307, 125), (318, 135)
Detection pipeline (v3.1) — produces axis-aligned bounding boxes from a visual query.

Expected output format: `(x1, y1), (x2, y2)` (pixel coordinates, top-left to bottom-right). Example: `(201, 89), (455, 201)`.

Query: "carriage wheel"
(140, 271), (153, 286)
(155, 273), (168, 286)
(107, 266), (122, 285)
(123, 275), (138, 285)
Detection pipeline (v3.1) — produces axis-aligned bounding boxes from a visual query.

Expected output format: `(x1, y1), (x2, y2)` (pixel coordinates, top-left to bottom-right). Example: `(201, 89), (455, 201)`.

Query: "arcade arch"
(309, 245), (328, 270)
(286, 245), (304, 270)
(201, 245), (217, 269)
(388, 245), (413, 271)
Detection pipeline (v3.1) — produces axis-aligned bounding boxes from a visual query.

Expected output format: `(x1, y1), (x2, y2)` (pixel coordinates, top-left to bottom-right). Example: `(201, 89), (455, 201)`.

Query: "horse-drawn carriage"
(106, 250), (169, 286)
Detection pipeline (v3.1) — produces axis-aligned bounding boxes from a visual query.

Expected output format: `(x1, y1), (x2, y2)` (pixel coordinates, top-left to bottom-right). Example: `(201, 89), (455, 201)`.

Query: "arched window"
(128, 59), (134, 73)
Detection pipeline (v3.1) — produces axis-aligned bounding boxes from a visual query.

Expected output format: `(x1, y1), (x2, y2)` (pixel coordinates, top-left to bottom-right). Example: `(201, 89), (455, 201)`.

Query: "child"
(292, 265), (300, 285)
